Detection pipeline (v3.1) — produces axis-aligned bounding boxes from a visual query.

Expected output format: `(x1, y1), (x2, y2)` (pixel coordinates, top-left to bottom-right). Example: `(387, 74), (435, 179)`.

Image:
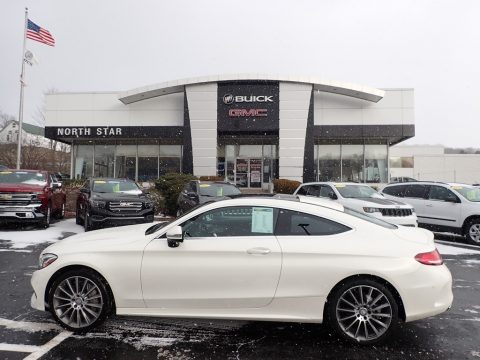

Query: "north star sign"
(56, 127), (122, 136)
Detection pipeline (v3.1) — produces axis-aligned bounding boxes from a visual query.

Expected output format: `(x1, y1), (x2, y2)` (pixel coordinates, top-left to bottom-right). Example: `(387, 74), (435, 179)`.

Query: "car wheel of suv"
(75, 205), (83, 225)
(327, 278), (399, 345)
(39, 204), (51, 229)
(84, 211), (94, 232)
(48, 269), (112, 332)
(57, 203), (65, 219)
(465, 218), (480, 245)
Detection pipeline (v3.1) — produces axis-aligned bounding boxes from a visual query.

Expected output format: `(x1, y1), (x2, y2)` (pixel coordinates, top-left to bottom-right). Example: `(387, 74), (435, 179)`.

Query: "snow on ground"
(0, 219), (83, 249)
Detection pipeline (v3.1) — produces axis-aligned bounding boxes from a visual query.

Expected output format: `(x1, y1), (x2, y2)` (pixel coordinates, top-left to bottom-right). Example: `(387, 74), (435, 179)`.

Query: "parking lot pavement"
(1, 220), (480, 359)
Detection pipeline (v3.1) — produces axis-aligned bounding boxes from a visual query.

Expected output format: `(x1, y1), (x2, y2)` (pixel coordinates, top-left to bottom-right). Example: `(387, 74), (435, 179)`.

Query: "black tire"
(326, 278), (399, 345)
(48, 268), (112, 332)
(75, 205), (83, 225)
(39, 204), (51, 229)
(84, 210), (94, 232)
(464, 218), (480, 245)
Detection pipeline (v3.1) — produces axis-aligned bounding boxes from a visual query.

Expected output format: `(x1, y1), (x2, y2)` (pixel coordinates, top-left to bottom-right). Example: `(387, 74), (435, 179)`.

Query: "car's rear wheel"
(39, 204), (51, 229)
(465, 218), (480, 245)
(48, 269), (111, 332)
(75, 205), (83, 225)
(327, 278), (399, 345)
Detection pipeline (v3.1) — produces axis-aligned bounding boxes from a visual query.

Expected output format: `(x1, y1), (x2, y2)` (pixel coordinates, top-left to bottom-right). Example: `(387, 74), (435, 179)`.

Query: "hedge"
(273, 179), (301, 194)
(155, 173), (197, 215)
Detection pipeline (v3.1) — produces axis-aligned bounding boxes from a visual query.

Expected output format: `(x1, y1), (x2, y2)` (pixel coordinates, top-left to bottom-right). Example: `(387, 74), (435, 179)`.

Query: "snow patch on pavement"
(436, 243), (480, 255)
(0, 219), (82, 249)
(0, 317), (61, 333)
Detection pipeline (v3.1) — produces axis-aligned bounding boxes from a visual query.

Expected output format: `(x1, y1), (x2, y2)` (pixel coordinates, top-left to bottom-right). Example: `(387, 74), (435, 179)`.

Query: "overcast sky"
(1, 0), (479, 147)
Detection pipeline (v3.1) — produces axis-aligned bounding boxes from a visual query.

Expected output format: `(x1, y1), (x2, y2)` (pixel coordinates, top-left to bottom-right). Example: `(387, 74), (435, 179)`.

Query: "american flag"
(26, 19), (55, 47)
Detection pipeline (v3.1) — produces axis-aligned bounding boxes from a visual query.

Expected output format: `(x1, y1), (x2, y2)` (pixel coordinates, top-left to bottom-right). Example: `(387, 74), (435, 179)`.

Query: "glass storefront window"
(116, 145), (136, 180)
(342, 145), (364, 182)
(94, 145), (115, 178)
(317, 145), (341, 181)
(138, 145), (159, 181)
(74, 145), (93, 179)
(365, 145), (388, 183)
(390, 156), (414, 168)
(159, 145), (181, 176)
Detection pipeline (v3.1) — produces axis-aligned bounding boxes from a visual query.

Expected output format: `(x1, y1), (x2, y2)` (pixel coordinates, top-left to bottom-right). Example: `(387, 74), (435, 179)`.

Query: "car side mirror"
(166, 225), (184, 248)
(446, 195), (460, 203)
(52, 182), (62, 189)
(80, 188), (91, 195)
(187, 192), (197, 199)
(328, 192), (338, 200)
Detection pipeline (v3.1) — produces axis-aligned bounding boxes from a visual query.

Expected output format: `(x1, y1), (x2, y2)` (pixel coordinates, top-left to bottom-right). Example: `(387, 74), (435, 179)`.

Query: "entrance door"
(235, 158), (262, 188)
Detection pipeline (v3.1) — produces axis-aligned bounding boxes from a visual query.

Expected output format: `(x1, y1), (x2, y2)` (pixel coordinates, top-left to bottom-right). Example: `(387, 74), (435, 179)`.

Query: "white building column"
(185, 83), (218, 177)
(279, 83), (313, 182)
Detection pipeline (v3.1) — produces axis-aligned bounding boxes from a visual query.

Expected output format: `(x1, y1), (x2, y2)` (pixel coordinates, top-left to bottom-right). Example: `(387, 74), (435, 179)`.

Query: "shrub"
(273, 179), (301, 194)
(155, 173), (197, 215)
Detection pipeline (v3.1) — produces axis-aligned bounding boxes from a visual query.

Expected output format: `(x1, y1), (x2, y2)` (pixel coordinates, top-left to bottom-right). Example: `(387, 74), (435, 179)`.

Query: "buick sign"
(223, 94), (273, 104)
(223, 94), (234, 105)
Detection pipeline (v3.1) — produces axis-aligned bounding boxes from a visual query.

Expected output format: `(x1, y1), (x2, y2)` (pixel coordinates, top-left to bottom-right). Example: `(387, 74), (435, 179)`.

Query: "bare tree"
(0, 110), (15, 129)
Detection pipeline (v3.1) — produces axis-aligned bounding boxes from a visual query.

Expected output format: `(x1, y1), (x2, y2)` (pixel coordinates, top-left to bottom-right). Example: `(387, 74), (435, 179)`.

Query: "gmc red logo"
(228, 109), (268, 117)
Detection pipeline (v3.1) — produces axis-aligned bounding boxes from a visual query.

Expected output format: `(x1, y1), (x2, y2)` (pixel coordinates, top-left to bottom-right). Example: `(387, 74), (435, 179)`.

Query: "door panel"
(422, 186), (462, 227)
(141, 236), (281, 309)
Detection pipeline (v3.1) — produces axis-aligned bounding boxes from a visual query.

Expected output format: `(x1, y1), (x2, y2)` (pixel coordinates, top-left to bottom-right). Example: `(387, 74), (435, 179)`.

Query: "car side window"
(306, 185), (321, 197)
(404, 185), (426, 199)
(275, 209), (351, 236)
(296, 185), (309, 196)
(383, 185), (406, 197)
(428, 186), (458, 202)
(181, 206), (279, 238)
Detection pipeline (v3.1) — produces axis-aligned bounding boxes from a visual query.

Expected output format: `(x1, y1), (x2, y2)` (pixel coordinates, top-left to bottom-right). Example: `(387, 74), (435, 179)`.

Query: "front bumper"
(0, 204), (45, 223)
(371, 213), (418, 227)
(89, 207), (155, 227)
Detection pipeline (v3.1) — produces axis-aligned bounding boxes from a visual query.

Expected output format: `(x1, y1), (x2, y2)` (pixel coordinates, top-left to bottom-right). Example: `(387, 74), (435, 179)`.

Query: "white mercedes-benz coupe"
(31, 195), (453, 345)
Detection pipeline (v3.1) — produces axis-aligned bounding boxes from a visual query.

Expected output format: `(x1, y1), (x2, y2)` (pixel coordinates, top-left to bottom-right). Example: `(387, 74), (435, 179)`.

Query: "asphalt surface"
(0, 221), (479, 360)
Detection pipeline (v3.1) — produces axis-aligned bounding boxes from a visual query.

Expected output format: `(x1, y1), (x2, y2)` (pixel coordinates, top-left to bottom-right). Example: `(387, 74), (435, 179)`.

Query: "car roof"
(300, 182), (370, 187)
(90, 177), (133, 181)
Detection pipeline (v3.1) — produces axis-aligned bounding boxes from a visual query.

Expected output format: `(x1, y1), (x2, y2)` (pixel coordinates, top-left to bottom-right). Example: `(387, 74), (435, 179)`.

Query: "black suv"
(177, 181), (241, 216)
(76, 178), (155, 231)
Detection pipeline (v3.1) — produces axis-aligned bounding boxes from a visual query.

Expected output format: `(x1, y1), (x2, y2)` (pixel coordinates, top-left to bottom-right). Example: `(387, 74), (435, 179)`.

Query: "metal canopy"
(118, 74), (385, 104)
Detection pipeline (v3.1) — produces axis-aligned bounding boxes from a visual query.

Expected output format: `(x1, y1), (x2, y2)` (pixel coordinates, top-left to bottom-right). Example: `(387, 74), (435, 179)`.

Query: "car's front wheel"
(465, 218), (480, 245)
(327, 278), (399, 345)
(48, 269), (112, 332)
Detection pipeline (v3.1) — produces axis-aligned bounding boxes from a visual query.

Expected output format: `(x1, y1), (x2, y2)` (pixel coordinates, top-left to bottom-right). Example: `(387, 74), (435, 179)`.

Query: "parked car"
(294, 182), (417, 227)
(381, 182), (480, 245)
(76, 178), (155, 232)
(0, 165), (8, 170)
(31, 195), (452, 344)
(176, 180), (241, 215)
(0, 169), (66, 228)
(390, 177), (417, 183)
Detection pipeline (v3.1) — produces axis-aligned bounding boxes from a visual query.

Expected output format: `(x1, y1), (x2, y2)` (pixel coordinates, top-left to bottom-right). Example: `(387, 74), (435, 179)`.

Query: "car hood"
(43, 222), (155, 254)
(91, 192), (149, 202)
(0, 182), (45, 192)
(346, 197), (411, 208)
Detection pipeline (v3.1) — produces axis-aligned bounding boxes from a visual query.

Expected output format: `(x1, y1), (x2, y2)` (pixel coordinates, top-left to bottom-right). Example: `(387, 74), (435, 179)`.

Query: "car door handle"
(247, 247), (271, 255)
(426, 204), (433, 207)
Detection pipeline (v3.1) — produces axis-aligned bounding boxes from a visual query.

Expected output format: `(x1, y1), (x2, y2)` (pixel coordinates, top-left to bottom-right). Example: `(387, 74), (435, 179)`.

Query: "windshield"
(145, 221), (171, 235)
(335, 184), (381, 199)
(92, 180), (141, 194)
(451, 185), (480, 202)
(0, 171), (47, 186)
(344, 207), (397, 229)
(199, 183), (241, 197)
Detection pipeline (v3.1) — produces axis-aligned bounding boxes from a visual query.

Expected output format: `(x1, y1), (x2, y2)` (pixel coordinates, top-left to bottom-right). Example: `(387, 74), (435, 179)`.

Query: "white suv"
(294, 182), (418, 227)
(381, 182), (480, 245)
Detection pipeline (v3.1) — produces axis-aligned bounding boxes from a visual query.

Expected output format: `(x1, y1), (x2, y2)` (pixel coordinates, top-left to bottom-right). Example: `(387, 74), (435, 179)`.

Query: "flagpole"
(16, 7), (28, 169)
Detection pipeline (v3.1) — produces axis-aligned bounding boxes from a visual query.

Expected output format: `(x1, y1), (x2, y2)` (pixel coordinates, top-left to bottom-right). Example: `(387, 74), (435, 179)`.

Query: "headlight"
(90, 200), (106, 208)
(145, 201), (153, 209)
(363, 207), (382, 213)
(39, 253), (57, 269)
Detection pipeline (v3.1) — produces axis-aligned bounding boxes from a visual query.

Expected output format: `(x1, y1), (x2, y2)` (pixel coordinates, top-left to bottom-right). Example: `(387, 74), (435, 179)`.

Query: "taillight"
(415, 249), (443, 266)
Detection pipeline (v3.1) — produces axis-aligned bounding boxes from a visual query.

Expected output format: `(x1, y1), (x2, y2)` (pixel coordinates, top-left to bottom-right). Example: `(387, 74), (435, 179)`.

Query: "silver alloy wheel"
(469, 223), (480, 243)
(52, 276), (104, 328)
(336, 285), (392, 341)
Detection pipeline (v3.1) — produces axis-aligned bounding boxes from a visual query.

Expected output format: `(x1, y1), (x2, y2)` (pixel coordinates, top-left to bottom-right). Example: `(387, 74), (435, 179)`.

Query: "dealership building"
(44, 74), (415, 188)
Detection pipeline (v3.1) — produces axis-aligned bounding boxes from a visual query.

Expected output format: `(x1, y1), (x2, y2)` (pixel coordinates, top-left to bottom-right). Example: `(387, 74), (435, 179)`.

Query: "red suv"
(0, 169), (66, 228)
